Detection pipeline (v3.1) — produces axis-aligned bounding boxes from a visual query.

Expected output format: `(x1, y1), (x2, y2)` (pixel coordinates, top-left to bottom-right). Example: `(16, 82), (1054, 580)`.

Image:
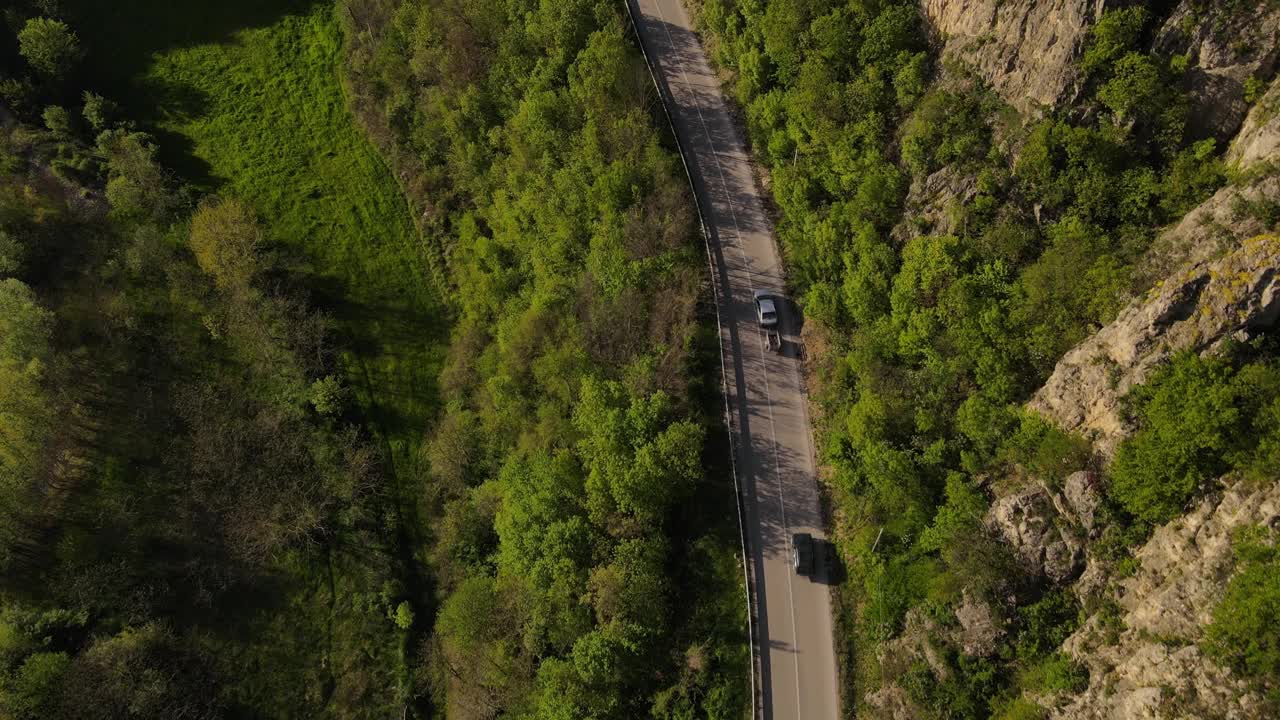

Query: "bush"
(1204, 528), (1280, 700)
(1098, 53), (1163, 122)
(991, 697), (1048, 720)
(903, 651), (1000, 720)
(1109, 353), (1280, 524)
(41, 106), (74, 136)
(999, 412), (1092, 488)
(18, 18), (83, 79)
(1016, 590), (1081, 658)
(81, 92), (116, 132)
(188, 197), (261, 292)
(2, 651), (69, 719)
(1017, 653), (1088, 693)
(900, 90), (990, 178)
(0, 279), (55, 536)
(0, 232), (23, 277)
(1080, 8), (1150, 78)
(1014, 216), (1129, 374)
(309, 375), (347, 417)
(391, 601), (415, 630)
(1161, 139), (1224, 218)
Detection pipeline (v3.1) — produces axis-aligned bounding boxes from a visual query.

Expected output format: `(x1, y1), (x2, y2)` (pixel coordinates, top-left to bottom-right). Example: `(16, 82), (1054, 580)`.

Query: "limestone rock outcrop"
(1029, 234), (1280, 458)
(951, 590), (1005, 657)
(987, 482), (1087, 583)
(893, 165), (978, 242)
(866, 609), (941, 718)
(1228, 77), (1280, 170)
(920, 0), (1111, 117)
(1136, 175), (1280, 290)
(922, 0), (1280, 138)
(1060, 471), (1100, 532)
(1155, 1), (1280, 142)
(1049, 479), (1280, 719)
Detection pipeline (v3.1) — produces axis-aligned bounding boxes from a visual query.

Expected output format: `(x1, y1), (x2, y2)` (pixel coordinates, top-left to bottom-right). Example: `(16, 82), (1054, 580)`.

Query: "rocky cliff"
(986, 471), (1099, 584)
(921, 0), (1280, 134)
(1029, 234), (1280, 458)
(892, 165), (978, 242)
(1229, 77), (1280, 170)
(1049, 478), (1279, 719)
(1155, 1), (1280, 142)
(1135, 174), (1280, 290)
(920, 0), (1110, 117)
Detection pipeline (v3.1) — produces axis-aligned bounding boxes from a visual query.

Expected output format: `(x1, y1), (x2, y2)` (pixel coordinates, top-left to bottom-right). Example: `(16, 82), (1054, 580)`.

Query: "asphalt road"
(627, 1), (841, 718)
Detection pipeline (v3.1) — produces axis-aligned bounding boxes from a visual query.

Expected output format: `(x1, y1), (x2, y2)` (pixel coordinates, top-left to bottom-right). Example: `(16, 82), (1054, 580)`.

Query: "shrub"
(1017, 653), (1088, 694)
(1109, 354), (1235, 522)
(1244, 76), (1266, 104)
(81, 92), (116, 132)
(1080, 8), (1150, 78)
(309, 375), (347, 417)
(0, 232), (23, 277)
(18, 18), (83, 79)
(188, 197), (261, 292)
(41, 106), (74, 136)
(1160, 139), (1224, 218)
(1204, 528), (1280, 700)
(1016, 590), (1081, 658)
(999, 412), (1091, 488)
(2, 651), (69, 718)
(900, 90), (990, 178)
(991, 697), (1047, 720)
(1098, 53), (1163, 122)
(1108, 353), (1280, 524)
(391, 601), (415, 630)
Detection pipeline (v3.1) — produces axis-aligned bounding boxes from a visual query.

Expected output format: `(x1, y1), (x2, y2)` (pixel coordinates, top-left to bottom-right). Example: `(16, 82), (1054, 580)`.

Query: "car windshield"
(762, 311), (776, 321)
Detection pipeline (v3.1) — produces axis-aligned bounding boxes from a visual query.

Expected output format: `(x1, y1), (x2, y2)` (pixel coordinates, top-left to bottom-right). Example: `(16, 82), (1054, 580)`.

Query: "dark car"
(792, 532), (814, 576)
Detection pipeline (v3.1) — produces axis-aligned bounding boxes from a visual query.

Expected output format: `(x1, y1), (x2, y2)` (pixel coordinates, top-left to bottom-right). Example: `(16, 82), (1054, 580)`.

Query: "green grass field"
(66, 0), (445, 463)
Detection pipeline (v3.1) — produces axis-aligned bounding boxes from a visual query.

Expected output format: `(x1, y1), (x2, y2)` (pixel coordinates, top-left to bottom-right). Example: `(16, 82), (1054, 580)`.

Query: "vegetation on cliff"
(692, 0), (1271, 715)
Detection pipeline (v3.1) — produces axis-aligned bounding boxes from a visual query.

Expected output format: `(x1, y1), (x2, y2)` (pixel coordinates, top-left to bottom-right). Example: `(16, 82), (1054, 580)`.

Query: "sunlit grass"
(70, 0), (445, 457)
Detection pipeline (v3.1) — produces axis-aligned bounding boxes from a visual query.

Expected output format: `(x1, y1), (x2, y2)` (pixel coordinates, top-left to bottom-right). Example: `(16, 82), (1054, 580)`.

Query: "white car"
(753, 290), (778, 328)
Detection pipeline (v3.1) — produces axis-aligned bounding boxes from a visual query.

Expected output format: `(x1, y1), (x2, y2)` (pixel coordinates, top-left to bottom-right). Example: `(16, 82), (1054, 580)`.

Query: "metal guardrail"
(619, 2), (761, 718)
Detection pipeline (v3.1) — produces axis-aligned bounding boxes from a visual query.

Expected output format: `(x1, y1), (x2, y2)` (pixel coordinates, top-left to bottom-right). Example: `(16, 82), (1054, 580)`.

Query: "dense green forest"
(691, 0), (1277, 716)
(4, 0), (1277, 716)
(0, 0), (745, 717)
(340, 0), (747, 715)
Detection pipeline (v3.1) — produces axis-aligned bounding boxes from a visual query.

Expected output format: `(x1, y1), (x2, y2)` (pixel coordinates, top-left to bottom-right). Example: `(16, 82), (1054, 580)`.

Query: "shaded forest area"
(0, 0), (439, 715)
(0, 0), (747, 718)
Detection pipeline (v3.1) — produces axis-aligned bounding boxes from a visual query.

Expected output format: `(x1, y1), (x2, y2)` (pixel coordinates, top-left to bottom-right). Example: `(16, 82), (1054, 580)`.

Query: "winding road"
(626, 1), (841, 718)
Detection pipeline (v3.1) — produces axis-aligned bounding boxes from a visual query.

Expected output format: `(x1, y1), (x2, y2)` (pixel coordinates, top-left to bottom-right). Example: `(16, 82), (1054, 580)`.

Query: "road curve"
(626, 1), (840, 718)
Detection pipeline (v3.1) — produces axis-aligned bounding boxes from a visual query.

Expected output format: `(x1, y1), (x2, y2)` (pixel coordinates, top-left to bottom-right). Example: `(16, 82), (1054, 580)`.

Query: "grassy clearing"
(65, 0), (445, 464)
